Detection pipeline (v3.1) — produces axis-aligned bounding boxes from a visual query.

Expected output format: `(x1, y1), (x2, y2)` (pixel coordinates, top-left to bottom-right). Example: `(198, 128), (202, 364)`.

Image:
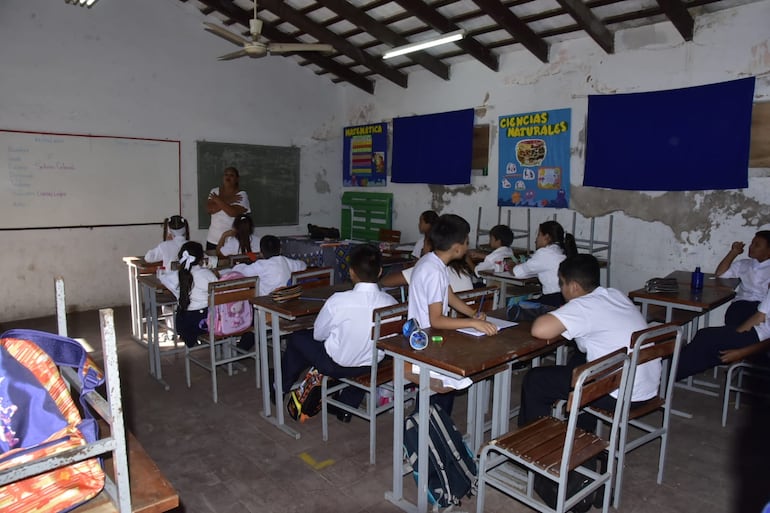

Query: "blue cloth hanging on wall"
(583, 77), (755, 191)
(391, 108), (474, 185)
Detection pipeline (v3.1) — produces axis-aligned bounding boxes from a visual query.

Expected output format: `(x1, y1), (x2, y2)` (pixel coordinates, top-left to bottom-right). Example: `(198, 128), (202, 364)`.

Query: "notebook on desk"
(457, 317), (518, 337)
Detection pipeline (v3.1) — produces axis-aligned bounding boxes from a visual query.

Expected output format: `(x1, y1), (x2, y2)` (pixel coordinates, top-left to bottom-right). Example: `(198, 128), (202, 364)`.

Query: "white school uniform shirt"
(402, 265), (473, 293)
(719, 258), (770, 302)
(314, 282), (398, 368)
(552, 287), (659, 401)
(219, 234), (261, 257)
(408, 252), (449, 328)
(206, 187), (251, 245)
(512, 244), (566, 294)
(232, 255), (307, 296)
(474, 246), (514, 276)
(159, 266), (218, 311)
(144, 235), (186, 270)
(411, 234), (425, 259)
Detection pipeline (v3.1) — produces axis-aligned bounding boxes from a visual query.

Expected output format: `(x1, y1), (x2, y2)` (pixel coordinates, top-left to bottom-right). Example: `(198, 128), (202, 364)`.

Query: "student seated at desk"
(510, 220), (577, 307)
(715, 231), (770, 327)
(230, 235), (307, 296)
(216, 213), (261, 258)
(411, 210), (438, 259)
(677, 288), (770, 380)
(381, 235), (474, 294)
(278, 244), (397, 422)
(408, 214), (498, 415)
(144, 215), (189, 270)
(518, 254), (660, 432)
(468, 224), (514, 277)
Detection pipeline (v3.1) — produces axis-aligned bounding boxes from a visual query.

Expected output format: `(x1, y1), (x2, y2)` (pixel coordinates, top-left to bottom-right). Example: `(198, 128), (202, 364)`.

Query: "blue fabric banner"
(584, 77), (755, 191)
(498, 108), (571, 208)
(391, 109), (474, 185)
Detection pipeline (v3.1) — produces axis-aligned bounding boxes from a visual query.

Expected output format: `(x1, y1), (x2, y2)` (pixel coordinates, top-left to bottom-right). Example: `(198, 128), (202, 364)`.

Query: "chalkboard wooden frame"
(196, 141), (300, 229)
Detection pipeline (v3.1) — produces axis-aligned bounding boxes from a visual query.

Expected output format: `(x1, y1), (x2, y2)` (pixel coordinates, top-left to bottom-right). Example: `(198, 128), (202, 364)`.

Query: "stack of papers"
(457, 317), (518, 337)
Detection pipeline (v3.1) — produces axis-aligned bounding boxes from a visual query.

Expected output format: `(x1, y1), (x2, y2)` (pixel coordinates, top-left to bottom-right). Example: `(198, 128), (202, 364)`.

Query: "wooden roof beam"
(392, 0), (499, 72)
(656, 0), (694, 40)
(471, 0), (549, 63)
(555, 0), (614, 53)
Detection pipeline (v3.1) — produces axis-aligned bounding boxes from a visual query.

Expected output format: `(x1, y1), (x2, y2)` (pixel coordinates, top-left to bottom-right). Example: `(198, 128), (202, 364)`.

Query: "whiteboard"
(0, 130), (180, 229)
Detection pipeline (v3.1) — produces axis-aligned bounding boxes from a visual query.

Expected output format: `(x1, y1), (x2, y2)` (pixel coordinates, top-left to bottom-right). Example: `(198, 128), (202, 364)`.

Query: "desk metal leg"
(258, 309), (300, 439)
(491, 364), (512, 440)
(416, 367), (430, 513)
(140, 284), (169, 390)
(385, 358), (412, 511)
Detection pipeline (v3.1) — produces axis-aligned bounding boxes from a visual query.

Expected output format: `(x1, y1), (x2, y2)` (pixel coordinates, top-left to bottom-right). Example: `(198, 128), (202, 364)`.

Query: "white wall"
(344, 0), (770, 301)
(0, 0), (346, 321)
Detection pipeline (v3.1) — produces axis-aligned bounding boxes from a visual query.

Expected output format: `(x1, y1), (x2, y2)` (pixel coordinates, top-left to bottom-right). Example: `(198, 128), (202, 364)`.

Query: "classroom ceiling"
(179, 0), (752, 94)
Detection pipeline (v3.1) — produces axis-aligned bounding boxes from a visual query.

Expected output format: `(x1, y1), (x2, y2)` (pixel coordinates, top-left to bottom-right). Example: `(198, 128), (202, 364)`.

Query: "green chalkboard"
(196, 141), (299, 228)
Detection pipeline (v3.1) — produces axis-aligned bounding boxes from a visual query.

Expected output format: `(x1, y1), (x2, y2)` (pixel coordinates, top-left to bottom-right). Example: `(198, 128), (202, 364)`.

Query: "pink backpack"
(211, 271), (254, 337)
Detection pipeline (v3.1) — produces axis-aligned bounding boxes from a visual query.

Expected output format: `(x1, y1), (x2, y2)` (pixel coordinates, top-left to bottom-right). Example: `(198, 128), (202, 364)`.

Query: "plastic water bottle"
(691, 266), (704, 290)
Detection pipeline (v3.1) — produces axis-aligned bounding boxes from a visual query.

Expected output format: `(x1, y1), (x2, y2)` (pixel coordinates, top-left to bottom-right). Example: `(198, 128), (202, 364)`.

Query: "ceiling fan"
(203, 1), (333, 60)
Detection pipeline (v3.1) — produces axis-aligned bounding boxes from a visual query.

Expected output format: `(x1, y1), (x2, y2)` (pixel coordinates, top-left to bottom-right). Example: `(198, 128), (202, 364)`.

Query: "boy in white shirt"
(279, 244), (397, 421)
(231, 235), (307, 296)
(469, 224), (514, 277)
(716, 231), (770, 326)
(519, 254), (659, 432)
(408, 214), (497, 415)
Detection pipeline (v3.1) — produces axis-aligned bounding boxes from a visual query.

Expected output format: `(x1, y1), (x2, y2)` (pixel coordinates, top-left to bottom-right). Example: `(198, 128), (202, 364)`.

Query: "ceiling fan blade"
(218, 49), (250, 61)
(268, 43), (334, 54)
(204, 22), (248, 47)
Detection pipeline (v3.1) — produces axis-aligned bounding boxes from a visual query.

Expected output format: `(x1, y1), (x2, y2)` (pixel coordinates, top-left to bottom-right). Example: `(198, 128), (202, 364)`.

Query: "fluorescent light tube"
(383, 29), (465, 60)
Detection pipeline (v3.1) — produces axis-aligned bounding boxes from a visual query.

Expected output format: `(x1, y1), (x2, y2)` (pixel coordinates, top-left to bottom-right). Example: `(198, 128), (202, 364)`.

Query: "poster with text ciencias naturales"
(498, 108), (570, 208)
(342, 122), (388, 187)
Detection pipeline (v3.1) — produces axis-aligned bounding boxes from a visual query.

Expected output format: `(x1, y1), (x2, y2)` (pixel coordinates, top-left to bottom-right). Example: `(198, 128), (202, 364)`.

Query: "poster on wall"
(342, 122), (388, 187)
(497, 108), (570, 208)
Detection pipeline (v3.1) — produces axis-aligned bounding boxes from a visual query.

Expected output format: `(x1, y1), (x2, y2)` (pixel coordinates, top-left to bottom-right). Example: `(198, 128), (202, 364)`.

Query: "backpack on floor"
(286, 368), (324, 423)
(0, 329), (106, 513)
(403, 405), (477, 508)
(212, 271), (254, 337)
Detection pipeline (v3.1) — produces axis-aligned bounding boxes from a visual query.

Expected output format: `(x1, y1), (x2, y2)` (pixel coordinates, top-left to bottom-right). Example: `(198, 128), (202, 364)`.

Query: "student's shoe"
(327, 404), (352, 423)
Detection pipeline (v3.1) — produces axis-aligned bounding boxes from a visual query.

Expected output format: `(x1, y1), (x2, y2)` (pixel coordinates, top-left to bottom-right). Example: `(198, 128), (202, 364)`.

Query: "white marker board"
(0, 130), (180, 229)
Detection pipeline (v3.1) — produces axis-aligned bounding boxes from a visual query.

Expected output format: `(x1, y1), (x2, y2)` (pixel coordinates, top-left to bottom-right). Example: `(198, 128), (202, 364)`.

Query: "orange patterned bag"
(0, 331), (105, 512)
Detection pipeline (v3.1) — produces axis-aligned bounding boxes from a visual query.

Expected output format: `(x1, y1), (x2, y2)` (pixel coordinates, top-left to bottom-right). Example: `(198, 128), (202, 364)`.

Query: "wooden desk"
(72, 431), (178, 513)
(123, 257), (161, 344)
(378, 323), (557, 513)
(136, 275), (180, 390)
(477, 270), (542, 304)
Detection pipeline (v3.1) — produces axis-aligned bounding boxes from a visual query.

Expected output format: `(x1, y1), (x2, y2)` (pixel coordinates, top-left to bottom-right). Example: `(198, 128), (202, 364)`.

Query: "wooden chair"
(721, 338), (770, 426)
(476, 349), (631, 513)
(378, 228), (401, 243)
(185, 276), (259, 403)
(587, 323), (683, 508)
(320, 302), (412, 465)
(453, 285), (500, 314)
(290, 266), (334, 288)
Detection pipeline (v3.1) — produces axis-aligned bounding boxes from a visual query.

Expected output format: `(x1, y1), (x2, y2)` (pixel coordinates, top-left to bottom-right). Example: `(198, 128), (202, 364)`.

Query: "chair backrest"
(628, 323), (683, 403)
(378, 228), (401, 243)
(454, 285), (499, 313)
(207, 276), (259, 307)
(563, 349), (630, 477)
(371, 302), (409, 344)
(290, 267), (334, 288)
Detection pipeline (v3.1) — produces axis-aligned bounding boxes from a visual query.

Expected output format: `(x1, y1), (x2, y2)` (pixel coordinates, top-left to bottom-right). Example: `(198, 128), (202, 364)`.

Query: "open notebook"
(457, 316), (518, 337)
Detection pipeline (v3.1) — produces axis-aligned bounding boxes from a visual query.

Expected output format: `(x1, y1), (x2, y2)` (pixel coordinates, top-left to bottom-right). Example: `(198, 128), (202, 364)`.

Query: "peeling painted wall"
(0, 0), (344, 322)
(344, 0), (770, 301)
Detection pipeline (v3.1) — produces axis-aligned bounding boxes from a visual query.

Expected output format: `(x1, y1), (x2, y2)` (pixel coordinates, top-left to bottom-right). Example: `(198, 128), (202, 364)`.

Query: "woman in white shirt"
(205, 167), (250, 251)
(512, 220), (577, 307)
(216, 214), (261, 258)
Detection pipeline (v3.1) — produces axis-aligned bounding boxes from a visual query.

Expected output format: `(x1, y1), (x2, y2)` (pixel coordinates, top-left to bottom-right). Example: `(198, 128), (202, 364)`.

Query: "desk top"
(629, 270), (737, 310)
(378, 319), (556, 379)
(478, 270), (541, 287)
(250, 283), (353, 317)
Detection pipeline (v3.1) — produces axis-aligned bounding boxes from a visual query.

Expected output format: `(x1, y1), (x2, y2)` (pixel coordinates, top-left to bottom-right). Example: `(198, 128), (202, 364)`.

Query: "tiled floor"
(2, 307), (768, 513)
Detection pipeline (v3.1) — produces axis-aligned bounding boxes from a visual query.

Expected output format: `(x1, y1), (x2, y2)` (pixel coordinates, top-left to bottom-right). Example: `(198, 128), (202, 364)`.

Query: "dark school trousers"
(176, 308), (207, 348)
(724, 300), (760, 327)
(281, 329), (369, 407)
(676, 325), (759, 380)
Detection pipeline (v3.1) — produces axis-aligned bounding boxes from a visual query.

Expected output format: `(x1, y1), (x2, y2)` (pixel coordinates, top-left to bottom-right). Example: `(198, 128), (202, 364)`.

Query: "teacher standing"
(205, 166), (250, 250)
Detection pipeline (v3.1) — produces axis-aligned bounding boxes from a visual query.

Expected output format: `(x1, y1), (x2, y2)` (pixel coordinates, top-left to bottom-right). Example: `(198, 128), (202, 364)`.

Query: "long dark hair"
(233, 214), (254, 253)
(539, 220), (578, 258)
(177, 241), (204, 311)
